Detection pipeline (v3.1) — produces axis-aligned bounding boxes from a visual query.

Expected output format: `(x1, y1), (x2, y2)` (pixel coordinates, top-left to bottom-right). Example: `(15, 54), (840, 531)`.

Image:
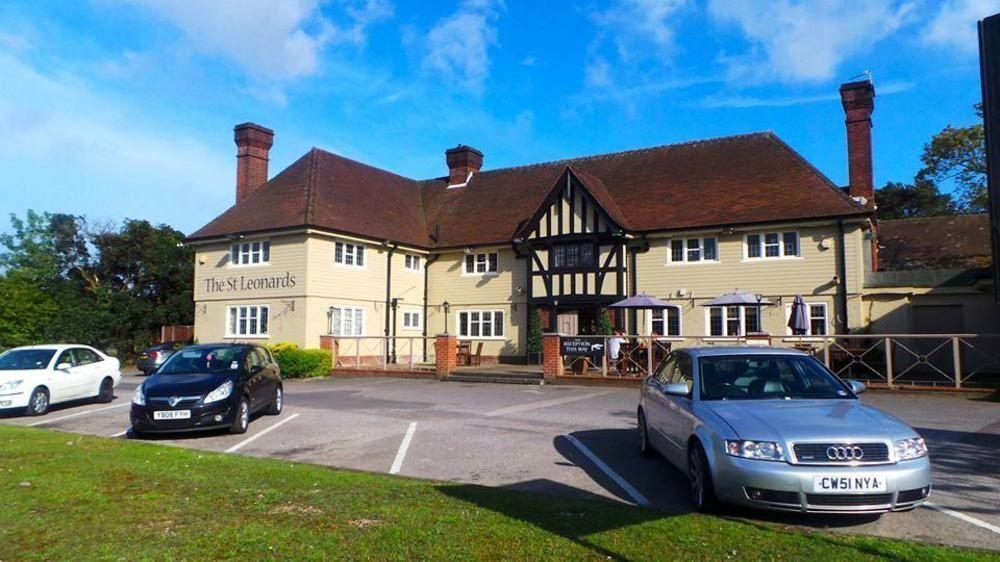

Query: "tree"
(597, 309), (614, 336)
(875, 180), (957, 219)
(916, 104), (987, 213)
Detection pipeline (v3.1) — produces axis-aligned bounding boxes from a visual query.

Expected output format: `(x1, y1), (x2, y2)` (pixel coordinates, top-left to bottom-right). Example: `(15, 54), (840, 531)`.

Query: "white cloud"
(0, 31), (30, 53)
(124, 0), (392, 81)
(923, 0), (998, 55)
(421, 0), (502, 93)
(707, 0), (915, 84)
(592, 0), (689, 62)
(0, 51), (232, 232)
(697, 80), (914, 108)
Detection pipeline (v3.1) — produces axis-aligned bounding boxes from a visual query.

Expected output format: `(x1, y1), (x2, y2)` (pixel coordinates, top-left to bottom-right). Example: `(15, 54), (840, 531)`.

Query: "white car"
(0, 345), (122, 416)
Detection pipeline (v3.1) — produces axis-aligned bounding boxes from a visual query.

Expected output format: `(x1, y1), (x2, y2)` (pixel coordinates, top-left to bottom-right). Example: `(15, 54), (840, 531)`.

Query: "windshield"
(699, 354), (853, 400)
(156, 346), (243, 375)
(0, 349), (57, 370)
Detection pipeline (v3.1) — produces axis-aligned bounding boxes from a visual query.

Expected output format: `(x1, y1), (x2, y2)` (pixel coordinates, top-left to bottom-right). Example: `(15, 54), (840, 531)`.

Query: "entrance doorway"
(555, 309), (600, 335)
(557, 313), (578, 335)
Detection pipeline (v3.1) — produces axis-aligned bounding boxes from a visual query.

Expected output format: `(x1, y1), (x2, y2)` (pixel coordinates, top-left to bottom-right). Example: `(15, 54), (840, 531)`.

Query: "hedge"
(268, 343), (331, 379)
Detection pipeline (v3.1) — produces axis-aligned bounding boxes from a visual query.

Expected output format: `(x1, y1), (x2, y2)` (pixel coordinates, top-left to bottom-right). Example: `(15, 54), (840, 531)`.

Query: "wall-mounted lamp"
(442, 301), (451, 334)
(463, 247), (475, 255)
(831, 274), (840, 285)
(198, 255), (207, 265)
(515, 285), (525, 295)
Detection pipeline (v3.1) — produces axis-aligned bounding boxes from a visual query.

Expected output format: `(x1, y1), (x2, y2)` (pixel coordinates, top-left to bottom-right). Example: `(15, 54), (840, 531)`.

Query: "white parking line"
(925, 502), (1000, 535)
(389, 421), (418, 475)
(225, 413), (301, 454)
(110, 429), (129, 438)
(484, 390), (615, 417)
(564, 434), (649, 507)
(27, 403), (130, 427)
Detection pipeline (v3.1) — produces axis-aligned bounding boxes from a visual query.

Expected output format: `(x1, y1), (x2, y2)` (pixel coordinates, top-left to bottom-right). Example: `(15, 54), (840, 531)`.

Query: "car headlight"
(0, 380), (23, 393)
(726, 440), (785, 462)
(132, 385), (146, 406)
(895, 437), (928, 461)
(203, 380), (233, 404)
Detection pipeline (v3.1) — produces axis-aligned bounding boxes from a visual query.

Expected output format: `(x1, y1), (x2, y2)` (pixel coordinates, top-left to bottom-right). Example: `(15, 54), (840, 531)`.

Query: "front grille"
(792, 442), (890, 464)
(745, 487), (800, 505)
(149, 396), (201, 407)
(806, 493), (893, 507)
(897, 487), (931, 503)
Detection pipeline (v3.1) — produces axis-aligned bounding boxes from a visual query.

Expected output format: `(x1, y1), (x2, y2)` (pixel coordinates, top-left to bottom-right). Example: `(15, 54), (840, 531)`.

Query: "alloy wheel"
(275, 387), (282, 412)
(31, 390), (48, 415)
(689, 449), (704, 507)
(239, 401), (249, 431)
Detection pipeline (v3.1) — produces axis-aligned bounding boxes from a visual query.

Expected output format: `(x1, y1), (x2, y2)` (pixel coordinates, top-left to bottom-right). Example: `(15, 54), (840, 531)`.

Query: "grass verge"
(0, 425), (992, 561)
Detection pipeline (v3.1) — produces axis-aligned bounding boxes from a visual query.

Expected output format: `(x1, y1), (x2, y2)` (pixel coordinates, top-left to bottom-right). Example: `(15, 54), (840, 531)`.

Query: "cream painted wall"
(632, 222), (867, 337)
(425, 247), (528, 358)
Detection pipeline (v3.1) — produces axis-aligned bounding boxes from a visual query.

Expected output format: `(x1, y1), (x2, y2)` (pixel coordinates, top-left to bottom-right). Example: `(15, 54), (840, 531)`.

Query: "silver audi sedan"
(637, 347), (931, 514)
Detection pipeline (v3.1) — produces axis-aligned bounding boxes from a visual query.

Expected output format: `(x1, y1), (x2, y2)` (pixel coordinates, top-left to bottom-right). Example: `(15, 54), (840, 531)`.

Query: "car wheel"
(230, 398), (250, 435)
(688, 443), (717, 512)
(25, 387), (50, 417)
(96, 378), (114, 403)
(637, 409), (654, 458)
(265, 385), (283, 416)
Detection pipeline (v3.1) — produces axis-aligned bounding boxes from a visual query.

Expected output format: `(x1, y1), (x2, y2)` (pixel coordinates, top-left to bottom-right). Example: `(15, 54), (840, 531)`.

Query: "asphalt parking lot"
(2, 373), (999, 552)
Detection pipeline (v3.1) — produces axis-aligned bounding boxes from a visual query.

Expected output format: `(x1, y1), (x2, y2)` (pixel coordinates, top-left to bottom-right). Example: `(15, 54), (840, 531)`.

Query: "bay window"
(650, 306), (682, 336)
(230, 240), (270, 266)
(785, 302), (828, 336)
(668, 237), (718, 264)
(334, 241), (365, 267)
(330, 306), (364, 336)
(464, 252), (498, 274)
(552, 243), (595, 269)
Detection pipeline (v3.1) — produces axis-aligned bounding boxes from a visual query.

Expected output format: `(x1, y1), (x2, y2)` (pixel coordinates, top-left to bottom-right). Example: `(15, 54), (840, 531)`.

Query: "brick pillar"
(542, 333), (563, 382)
(435, 334), (458, 379)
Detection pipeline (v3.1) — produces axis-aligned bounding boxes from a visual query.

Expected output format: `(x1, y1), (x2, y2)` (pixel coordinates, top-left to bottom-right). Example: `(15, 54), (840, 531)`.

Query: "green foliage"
(0, 211), (194, 358)
(915, 103), (986, 213)
(597, 309), (614, 335)
(268, 343), (331, 378)
(875, 180), (957, 219)
(526, 310), (543, 353)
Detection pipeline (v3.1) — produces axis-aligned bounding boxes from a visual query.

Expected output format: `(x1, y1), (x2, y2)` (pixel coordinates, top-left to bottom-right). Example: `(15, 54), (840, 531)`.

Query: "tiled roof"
(189, 132), (870, 248)
(878, 214), (992, 271)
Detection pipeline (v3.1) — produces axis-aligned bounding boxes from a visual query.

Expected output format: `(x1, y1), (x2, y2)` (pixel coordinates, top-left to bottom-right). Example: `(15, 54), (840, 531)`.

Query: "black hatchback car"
(130, 343), (282, 435)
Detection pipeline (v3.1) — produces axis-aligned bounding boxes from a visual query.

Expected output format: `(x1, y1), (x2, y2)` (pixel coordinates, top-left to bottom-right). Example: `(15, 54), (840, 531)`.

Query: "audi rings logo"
(826, 445), (864, 461)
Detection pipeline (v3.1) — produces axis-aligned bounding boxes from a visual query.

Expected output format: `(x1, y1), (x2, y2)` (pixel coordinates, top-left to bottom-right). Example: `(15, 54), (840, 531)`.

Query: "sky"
(0, 0), (996, 235)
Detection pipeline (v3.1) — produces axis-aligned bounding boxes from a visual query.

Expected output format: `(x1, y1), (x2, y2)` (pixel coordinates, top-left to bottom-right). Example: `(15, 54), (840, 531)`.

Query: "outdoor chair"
(468, 342), (484, 366)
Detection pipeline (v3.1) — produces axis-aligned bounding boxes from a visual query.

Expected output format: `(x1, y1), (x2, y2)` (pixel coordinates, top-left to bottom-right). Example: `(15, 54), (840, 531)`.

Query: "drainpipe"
(837, 219), (850, 334)
(384, 241), (396, 362)
(422, 254), (440, 360)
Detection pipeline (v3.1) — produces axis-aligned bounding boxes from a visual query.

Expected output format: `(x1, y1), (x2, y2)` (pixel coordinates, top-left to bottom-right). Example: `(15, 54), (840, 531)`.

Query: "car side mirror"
(56, 362), (72, 372)
(847, 380), (866, 394)
(663, 382), (691, 396)
(249, 365), (264, 375)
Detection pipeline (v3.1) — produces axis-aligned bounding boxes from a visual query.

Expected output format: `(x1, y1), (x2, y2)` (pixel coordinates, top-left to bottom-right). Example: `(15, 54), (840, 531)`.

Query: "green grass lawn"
(0, 425), (993, 561)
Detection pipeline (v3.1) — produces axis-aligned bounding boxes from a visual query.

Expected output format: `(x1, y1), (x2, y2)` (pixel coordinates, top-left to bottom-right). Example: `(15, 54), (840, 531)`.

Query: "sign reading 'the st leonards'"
(203, 272), (297, 293)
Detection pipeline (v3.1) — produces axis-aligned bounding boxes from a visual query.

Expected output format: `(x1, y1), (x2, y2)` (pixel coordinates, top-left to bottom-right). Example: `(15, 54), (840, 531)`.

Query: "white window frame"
(403, 254), (422, 272)
(704, 305), (761, 337)
(456, 309), (505, 339)
(666, 237), (719, 265)
(784, 302), (829, 337)
(744, 231), (800, 261)
(329, 306), (365, 336)
(648, 305), (682, 336)
(462, 252), (499, 276)
(229, 240), (271, 267)
(225, 305), (270, 338)
(402, 310), (422, 331)
(333, 240), (366, 269)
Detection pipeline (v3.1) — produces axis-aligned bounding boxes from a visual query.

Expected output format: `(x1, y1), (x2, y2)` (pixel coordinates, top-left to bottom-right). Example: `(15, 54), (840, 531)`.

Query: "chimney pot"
(839, 80), (875, 201)
(445, 145), (483, 187)
(234, 122), (274, 203)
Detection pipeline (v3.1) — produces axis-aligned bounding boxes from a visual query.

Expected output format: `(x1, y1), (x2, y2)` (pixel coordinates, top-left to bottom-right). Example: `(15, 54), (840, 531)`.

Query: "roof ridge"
(441, 131), (775, 179)
(310, 146), (420, 183)
(304, 148), (318, 224)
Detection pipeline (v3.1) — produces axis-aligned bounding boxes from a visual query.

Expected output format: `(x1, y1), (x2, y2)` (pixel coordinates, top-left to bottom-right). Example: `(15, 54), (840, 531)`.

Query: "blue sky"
(0, 0), (996, 234)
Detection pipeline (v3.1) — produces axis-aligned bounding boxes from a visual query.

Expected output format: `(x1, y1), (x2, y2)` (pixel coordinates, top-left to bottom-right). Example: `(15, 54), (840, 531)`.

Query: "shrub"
(268, 343), (331, 379)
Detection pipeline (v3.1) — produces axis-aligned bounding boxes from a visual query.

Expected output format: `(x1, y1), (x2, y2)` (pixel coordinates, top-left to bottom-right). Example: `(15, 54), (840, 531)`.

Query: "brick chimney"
(445, 145), (483, 187)
(839, 80), (875, 201)
(234, 123), (274, 203)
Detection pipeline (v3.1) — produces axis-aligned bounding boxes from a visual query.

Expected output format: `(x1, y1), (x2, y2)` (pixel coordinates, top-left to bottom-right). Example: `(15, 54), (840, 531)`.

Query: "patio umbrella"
(700, 290), (773, 307)
(788, 295), (809, 335)
(608, 293), (670, 309)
